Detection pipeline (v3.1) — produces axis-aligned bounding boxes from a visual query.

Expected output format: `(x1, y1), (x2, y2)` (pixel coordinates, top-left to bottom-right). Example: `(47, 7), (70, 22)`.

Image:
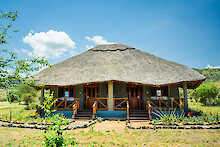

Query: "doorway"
(84, 85), (98, 110)
(128, 85), (143, 111)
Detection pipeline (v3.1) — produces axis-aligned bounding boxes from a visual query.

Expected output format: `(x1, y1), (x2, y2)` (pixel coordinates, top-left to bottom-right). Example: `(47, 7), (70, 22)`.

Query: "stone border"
(126, 122), (220, 130)
(149, 122), (220, 126)
(0, 118), (75, 126)
(0, 120), (97, 130)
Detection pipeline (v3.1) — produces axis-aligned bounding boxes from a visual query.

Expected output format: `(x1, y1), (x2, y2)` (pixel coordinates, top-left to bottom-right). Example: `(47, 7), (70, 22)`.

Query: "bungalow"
(34, 44), (205, 119)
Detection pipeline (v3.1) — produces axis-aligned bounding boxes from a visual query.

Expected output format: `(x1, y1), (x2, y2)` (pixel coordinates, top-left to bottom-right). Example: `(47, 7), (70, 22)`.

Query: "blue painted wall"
(96, 110), (126, 118)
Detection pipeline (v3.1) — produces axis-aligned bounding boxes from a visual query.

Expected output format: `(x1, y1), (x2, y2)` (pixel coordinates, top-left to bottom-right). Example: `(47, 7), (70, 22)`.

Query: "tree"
(193, 82), (219, 105)
(16, 84), (40, 109)
(0, 10), (49, 89)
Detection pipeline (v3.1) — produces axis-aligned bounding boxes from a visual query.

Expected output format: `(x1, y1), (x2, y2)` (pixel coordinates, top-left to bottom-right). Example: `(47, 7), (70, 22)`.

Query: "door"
(84, 86), (98, 110)
(128, 86), (143, 110)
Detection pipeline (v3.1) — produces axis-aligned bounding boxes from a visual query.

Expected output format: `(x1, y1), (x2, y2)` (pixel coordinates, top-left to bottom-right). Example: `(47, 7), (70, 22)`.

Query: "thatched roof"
(34, 43), (205, 88)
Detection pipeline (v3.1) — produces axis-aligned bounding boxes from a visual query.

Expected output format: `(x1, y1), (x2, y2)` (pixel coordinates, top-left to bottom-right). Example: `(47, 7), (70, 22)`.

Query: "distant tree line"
(193, 68), (220, 82)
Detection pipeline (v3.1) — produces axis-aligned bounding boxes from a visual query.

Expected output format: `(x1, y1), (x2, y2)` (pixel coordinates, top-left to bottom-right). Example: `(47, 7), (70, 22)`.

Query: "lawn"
(0, 121), (220, 146)
(0, 101), (220, 146)
(189, 99), (220, 114)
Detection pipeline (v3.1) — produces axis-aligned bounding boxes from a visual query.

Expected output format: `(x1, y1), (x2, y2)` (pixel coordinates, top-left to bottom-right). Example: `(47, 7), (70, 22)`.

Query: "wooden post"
(40, 88), (45, 105)
(64, 87), (67, 109)
(108, 81), (114, 111)
(171, 98), (174, 110)
(183, 83), (188, 112)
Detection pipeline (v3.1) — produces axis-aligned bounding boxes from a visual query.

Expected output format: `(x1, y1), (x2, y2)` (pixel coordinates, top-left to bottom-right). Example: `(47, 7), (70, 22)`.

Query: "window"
(151, 86), (168, 97)
(65, 88), (69, 98)
(151, 87), (156, 96)
(69, 87), (74, 97)
(161, 86), (168, 96)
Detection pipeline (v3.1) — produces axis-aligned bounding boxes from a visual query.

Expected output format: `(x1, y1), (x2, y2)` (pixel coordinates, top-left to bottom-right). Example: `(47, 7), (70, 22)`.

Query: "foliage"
(152, 110), (185, 123)
(152, 110), (219, 124)
(96, 117), (104, 123)
(0, 10), (49, 89)
(6, 89), (20, 103)
(0, 89), (8, 102)
(194, 68), (220, 82)
(43, 114), (76, 147)
(40, 90), (57, 117)
(191, 82), (219, 106)
(16, 84), (40, 109)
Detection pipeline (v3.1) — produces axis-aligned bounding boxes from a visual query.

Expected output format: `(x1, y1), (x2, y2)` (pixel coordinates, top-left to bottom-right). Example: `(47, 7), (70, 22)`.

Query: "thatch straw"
(33, 44), (205, 88)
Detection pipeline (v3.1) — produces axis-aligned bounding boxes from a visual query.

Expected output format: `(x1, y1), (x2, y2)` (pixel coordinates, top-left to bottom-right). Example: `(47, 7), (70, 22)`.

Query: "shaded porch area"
(41, 81), (188, 120)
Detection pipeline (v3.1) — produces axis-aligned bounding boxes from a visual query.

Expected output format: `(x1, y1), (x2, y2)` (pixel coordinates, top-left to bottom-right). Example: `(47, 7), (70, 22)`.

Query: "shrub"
(0, 89), (8, 102)
(7, 90), (20, 103)
(193, 82), (219, 106)
(43, 114), (76, 147)
(16, 84), (40, 108)
(40, 91), (57, 117)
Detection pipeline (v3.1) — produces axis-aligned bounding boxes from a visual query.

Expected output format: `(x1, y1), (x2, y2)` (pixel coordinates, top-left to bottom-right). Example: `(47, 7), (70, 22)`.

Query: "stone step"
(74, 116), (92, 120)
(129, 117), (149, 120)
(130, 113), (148, 115)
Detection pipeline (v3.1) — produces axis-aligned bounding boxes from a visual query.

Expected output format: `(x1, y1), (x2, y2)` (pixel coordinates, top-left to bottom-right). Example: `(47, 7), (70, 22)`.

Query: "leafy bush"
(40, 90), (57, 117)
(43, 114), (76, 147)
(0, 89), (8, 102)
(192, 82), (219, 106)
(7, 90), (20, 103)
(16, 84), (40, 109)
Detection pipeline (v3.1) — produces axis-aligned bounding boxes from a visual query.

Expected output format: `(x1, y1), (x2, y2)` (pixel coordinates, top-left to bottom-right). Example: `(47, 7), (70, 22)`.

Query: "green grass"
(216, 80), (220, 88)
(0, 100), (220, 146)
(0, 125), (220, 146)
(189, 99), (220, 114)
(0, 102), (69, 123)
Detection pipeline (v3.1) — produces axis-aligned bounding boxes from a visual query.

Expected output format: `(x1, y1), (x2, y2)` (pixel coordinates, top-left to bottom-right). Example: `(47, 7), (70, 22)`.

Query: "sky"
(1, 0), (220, 69)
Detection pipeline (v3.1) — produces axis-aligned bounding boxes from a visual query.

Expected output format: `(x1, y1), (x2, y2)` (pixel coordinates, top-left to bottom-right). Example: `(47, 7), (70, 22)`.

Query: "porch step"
(130, 116), (149, 120)
(75, 111), (92, 120)
(129, 117), (149, 120)
(74, 116), (92, 120)
(129, 110), (149, 120)
(129, 113), (148, 117)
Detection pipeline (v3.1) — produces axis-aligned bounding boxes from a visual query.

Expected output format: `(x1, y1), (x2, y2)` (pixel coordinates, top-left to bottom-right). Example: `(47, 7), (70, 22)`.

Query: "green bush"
(43, 114), (76, 147)
(192, 82), (219, 106)
(16, 84), (40, 109)
(0, 89), (8, 102)
(7, 90), (20, 103)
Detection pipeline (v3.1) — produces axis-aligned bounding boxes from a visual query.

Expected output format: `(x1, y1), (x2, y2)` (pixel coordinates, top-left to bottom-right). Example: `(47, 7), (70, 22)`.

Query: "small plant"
(40, 90), (57, 117)
(96, 117), (104, 123)
(152, 110), (185, 123)
(43, 114), (75, 147)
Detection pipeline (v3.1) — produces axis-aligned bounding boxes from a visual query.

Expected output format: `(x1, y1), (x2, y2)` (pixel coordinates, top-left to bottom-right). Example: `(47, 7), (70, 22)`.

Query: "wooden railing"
(127, 100), (130, 121)
(54, 97), (80, 110)
(92, 100), (98, 119)
(146, 100), (152, 120)
(72, 101), (80, 119)
(96, 97), (108, 110)
(149, 97), (184, 111)
(113, 97), (128, 110)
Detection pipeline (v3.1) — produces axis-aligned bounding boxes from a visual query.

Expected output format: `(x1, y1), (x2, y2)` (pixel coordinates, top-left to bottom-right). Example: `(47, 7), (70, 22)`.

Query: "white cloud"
(206, 64), (220, 69)
(85, 35), (114, 45)
(23, 30), (76, 59)
(85, 45), (94, 49)
(20, 49), (33, 57)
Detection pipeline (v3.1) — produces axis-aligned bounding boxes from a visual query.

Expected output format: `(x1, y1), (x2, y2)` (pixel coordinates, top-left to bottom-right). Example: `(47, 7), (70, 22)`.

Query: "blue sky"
(1, 0), (220, 68)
